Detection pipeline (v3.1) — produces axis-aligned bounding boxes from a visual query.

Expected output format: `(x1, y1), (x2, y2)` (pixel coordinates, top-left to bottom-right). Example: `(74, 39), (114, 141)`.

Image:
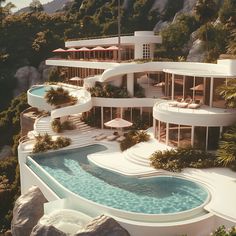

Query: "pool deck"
(19, 127), (236, 224)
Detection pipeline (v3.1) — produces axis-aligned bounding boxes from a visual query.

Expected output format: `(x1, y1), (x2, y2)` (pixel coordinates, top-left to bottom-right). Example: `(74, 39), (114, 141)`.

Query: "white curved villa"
(18, 31), (236, 236)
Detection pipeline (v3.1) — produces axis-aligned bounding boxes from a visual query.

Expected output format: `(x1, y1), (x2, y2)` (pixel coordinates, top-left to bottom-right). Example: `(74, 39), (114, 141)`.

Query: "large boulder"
(75, 215), (130, 236)
(14, 66), (42, 96)
(11, 186), (48, 236)
(38, 61), (55, 82)
(186, 39), (206, 62)
(30, 224), (66, 236)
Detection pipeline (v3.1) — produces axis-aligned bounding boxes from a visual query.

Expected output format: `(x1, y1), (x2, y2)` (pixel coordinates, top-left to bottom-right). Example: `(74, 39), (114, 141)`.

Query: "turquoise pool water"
(29, 86), (53, 97)
(28, 144), (209, 215)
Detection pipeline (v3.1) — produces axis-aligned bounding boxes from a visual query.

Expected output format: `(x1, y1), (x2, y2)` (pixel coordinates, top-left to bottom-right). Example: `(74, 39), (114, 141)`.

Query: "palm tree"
(227, 29), (236, 55)
(217, 78), (236, 108)
(216, 79), (236, 167)
(45, 87), (77, 106)
(217, 124), (236, 167)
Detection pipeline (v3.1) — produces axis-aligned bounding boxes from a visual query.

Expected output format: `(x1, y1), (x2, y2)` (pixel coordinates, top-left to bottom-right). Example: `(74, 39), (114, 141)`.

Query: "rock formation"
(11, 186), (48, 236)
(186, 39), (206, 62)
(14, 66), (42, 96)
(30, 224), (66, 236)
(75, 215), (130, 236)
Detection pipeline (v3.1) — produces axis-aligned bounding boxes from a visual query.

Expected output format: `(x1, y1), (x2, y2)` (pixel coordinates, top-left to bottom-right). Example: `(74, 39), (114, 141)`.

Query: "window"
(143, 44), (150, 59)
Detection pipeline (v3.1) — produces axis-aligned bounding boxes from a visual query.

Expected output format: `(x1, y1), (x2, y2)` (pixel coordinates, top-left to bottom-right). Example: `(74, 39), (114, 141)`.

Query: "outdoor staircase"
(34, 116), (55, 136)
(68, 114), (95, 133)
(33, 114), (95, 137)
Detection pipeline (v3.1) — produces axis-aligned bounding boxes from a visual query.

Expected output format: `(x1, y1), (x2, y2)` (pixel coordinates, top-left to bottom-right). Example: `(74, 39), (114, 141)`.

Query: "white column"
(191, 126), (194, 147)
(171, 74), (174, 100)
(158, 120), (160, 141)
(166, 123), (169, 145)
(220, 126), (223, 136)
(203, 77), (206, 104)
(183, 76), (185, 98)
(127, 73), (134, 97)
(210, 77), (214, 107)
(178, 124), (180, 147)
(193, 76), (195, 101)
(101, 107), (104, 129)
(206, 127), (209, 150)
(153, 118), (156, 137)
(140, 107), (143, 117)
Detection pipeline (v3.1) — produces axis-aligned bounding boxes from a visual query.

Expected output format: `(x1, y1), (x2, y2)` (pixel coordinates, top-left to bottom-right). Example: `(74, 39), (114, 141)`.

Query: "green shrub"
(120, 130), (150, 151)
(61, 120), (75, 130)
(32, 134), (71, 153)
(211, 225), (236, 236)
(51, 119), (62, 133)
(51, 119), (75, 133)
(134, 83), (145, 98)
(150, 147), (217, 172)
(89, 82), (130, 98)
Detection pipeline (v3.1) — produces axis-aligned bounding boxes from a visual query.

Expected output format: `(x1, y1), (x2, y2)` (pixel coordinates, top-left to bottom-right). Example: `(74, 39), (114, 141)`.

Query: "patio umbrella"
(190, 84), (204, 91)
(52, 48), (67, 52)
(69, 76), (83, 86)
(104, 118), (133, 128)
(66, 48), (78, 52)
(154, 82), (165, 87)
(78, 47), (91, 58)
(105, 46), (119, 51)
(91, 46), (105, 51)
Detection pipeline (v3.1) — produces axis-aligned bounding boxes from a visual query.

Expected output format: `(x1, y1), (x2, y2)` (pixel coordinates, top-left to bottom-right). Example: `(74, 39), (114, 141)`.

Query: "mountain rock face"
(17, 0), (72, 14)
(187, 39), (206, 62)
(11, 186), (48, 236)
(14, 62), (51, 97)
(14, 66), (41, 96)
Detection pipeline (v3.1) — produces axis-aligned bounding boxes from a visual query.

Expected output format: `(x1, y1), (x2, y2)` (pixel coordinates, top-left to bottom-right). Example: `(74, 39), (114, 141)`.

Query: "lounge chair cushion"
(95, 134), (107, 141)
(188, 103), (201, 109)
(116, 136), (125, 142)
(107, 135), (118, 141)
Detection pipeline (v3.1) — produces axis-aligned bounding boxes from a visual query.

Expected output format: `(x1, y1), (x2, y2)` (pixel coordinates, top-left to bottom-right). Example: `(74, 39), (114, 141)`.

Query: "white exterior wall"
(65, 31), (161, 48)
(153, 102), (236, 127)
(134, 43), (143, 59)
(127, 73), (134, 96)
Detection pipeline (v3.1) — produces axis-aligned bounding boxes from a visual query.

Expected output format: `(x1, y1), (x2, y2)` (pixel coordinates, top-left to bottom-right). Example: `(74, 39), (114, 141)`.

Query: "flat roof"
(163, 68), (235, 78)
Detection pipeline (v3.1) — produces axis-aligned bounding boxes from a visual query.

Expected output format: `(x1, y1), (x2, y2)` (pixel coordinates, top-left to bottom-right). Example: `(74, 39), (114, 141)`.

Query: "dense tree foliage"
(159, 0), (236, 61)
(0, 93), (29, 147)
(0, 157), (20, 233)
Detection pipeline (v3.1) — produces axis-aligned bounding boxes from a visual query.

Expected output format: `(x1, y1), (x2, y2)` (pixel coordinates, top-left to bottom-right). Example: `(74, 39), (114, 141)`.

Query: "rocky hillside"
(17, 0), (73, 13)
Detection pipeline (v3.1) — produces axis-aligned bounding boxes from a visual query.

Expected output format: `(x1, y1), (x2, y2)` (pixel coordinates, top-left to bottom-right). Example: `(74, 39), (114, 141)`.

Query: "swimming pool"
(27, 144), (209, 216)
(29, 85), (54, 97)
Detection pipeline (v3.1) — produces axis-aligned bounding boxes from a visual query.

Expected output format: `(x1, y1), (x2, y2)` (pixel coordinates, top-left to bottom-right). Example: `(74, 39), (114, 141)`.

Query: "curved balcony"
(27, 84), (92, 119)
(153, 100), (236, 127)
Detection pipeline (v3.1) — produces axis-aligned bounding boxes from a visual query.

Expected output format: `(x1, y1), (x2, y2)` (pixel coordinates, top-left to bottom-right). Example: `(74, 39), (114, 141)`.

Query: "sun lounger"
(116, 136), (126, 142)
(107, 135), (118, 141)
(188, 102), (201, 109)
(169, 98), (183, 107)
(95, 134), (107, 141)
(177, 98), (192, 108)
